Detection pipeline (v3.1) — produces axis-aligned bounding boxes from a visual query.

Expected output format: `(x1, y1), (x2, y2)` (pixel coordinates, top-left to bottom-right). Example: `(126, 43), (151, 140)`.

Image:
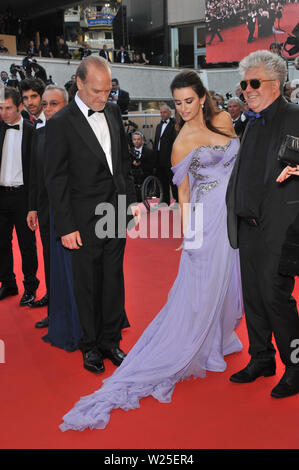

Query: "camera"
(129, 147), (141, 160)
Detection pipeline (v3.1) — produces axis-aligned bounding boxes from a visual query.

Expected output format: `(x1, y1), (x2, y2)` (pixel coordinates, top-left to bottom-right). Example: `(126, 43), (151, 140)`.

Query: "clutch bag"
(278, 134), (299, 167)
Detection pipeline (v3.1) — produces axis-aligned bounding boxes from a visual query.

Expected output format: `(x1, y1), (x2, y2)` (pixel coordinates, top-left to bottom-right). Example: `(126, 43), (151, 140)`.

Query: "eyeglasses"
(240, 79), (276, 91)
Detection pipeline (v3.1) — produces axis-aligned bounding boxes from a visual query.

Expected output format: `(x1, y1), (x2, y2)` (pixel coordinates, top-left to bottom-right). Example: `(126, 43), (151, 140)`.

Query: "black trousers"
(238, 219), (299, 367)
(157, 166), (178, 205)
(0, 188), (39, 291)
(71, 236), (127, 353)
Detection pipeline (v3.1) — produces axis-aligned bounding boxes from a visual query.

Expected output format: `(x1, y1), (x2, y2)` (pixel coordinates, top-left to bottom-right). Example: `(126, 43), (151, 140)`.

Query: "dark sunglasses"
(240, 78), (276, 91)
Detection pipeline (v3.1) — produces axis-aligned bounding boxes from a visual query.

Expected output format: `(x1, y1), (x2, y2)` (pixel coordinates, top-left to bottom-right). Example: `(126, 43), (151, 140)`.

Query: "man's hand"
(276, 165), (299, 182)
(27, 211), (38, 231)
(61, 231), (83, 250)
(131, 205), (141, 224)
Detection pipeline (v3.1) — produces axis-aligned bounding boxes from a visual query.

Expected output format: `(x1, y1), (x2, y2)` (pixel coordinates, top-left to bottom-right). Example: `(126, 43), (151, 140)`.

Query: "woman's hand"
(276, 165), (299, 183)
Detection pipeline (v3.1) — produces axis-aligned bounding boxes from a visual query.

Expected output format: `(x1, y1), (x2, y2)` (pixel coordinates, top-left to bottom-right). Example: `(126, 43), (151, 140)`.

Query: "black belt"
(0, 185), (24, 192)
(241, 217), (259, 227)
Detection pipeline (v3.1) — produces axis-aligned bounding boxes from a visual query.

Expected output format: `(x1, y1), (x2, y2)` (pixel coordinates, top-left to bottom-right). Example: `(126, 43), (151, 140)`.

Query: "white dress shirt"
(35, 111), (46, 129)
(158, 119), (169, 151)
(0, 117), (24, 186)
(75, 93), (113, 174)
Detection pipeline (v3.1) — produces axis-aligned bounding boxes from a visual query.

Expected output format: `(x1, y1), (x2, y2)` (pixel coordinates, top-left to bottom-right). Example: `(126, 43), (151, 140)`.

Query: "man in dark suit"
(227, 97), (247, 140)
(226, 50), (299, 398)
(20, 77), (46, 127)
(99, 44), (111, 62)
(45, 56), (137, 373)
(109, 78), (130, 117)
(130, 131), (154, 201)
(27, 85), (69, 325)
(153, 104), (177, 206)
(115, 46), (131, 64)
(0, 87), (39, 304)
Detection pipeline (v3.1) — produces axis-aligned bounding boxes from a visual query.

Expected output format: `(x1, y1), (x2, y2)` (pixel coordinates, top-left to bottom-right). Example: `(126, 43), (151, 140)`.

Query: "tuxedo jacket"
(116, 50), (130, 64)
(226, 97), (299, 255)
(153, 118), (177, 168)
(0, 119), (34, 198)
(99, 49), (111, 62)
(110, 89), (130, 115)
(44, 100), (136, 242)
(28, 126), (49, 228)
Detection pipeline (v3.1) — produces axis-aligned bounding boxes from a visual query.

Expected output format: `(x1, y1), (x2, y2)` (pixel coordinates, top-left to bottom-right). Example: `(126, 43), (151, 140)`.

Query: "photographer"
(130, 131), (154, 201)
(8, 63), (26, 88)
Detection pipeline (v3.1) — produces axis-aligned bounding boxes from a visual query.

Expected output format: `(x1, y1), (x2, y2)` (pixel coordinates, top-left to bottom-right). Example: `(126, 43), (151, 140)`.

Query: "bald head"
(76, 55), (111, 82)
(76, 56), (112, 111)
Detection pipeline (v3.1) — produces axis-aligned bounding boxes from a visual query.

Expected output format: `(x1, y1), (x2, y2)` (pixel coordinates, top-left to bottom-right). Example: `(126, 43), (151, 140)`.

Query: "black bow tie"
(88, 109), (105, 116)
(161, 120), (168, 124)
(4, 123), (20, 131)
(34, 118), (43, 127)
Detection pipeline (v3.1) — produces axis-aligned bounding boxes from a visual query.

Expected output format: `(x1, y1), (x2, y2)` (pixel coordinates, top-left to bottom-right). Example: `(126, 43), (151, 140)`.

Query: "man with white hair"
(227, 97), (247, 139)
(27, 85), (69, 323)
(226, 50), (299, 398)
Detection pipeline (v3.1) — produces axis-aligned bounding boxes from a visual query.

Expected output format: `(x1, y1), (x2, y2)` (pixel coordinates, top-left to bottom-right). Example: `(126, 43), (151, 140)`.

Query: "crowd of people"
(1, 45), (299, 433)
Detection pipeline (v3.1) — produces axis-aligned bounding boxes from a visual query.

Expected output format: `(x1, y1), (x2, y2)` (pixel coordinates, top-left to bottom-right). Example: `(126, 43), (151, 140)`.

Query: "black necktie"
(4, 123), (20, 131)
(88, 109), (105, 116)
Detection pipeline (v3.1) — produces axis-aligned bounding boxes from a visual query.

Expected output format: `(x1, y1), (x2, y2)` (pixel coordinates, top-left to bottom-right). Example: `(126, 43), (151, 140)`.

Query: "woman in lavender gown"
(60, 70), (243, 432)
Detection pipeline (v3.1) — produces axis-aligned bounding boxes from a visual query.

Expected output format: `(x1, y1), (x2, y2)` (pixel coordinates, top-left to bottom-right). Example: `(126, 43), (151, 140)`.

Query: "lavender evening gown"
(60, 137), (243, 432)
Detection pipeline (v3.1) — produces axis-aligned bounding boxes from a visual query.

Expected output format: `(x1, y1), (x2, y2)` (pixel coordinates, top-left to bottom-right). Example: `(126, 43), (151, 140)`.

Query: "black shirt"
(235, 96), (283, 219)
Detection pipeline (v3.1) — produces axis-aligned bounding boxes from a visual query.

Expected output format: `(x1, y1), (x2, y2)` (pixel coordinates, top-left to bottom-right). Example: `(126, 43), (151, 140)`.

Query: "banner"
(205, 0), (299, 63)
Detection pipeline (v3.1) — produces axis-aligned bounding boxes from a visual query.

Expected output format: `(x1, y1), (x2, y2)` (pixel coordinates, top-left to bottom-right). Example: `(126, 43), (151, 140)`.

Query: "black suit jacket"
(99, 49), (111, 62)
(45, 100), (136, 241)
(153, 118), (177, 168)
(116, 50), (130, 64)
(110, 89), (130, 115)
(226, 97), (299, 255)
(28, 126), (49, 228)
(0, 119), (34, 199)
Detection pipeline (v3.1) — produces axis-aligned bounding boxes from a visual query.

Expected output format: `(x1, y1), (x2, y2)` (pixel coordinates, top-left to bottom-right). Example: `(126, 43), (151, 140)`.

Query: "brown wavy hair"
(170, 70), (232, 137)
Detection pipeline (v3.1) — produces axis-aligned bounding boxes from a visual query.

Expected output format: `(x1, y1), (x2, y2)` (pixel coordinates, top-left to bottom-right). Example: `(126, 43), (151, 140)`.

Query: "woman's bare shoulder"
(213, 110), (235, 135)
(171, 135), (189, 166)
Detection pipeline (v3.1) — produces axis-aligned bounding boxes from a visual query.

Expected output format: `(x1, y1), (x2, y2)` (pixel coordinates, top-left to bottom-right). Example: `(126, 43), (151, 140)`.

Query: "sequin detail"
(195, 181), (219, 202)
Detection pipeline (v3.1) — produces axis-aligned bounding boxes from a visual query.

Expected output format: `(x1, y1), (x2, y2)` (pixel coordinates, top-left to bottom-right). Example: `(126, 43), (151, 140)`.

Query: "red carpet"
(206, 3), (299, 63)
(1, 205), (299, 449)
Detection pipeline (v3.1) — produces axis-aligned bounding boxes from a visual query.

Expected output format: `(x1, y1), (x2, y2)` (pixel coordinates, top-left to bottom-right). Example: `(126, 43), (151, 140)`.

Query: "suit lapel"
(68, 100), (111, 173)
(0, 122), (6, 169)
(103, 105), (118, 173)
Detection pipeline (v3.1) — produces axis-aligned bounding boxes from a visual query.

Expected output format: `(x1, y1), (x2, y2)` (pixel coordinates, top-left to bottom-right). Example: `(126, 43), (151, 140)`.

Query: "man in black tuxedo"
(227, 97), (247, 140)
(130, 131), (154, 201)
(99, 44), (111, 62)
(20, 78), (46, 127)
(115, 46), (131, 64)
(153, 104), (177, 206)
(109, 78), (130, 116)
(0, 87), (39, 304)
(226, 50), (299, 398)
(45, 56), (137, 373)
(27, 85), (69, 324)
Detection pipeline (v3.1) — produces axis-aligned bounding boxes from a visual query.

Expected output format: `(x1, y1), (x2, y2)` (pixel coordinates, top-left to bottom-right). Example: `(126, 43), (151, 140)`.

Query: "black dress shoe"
(271, 368), (299, 398)
(29, 294), (48, 308)
(101, 347), (127, 366)
(0, 285), (18, 300)
(35, 317), (49, 328)
(20, 291), (36, 306)
(83, 350), (105, 373)
(230, 358), (276, 383)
